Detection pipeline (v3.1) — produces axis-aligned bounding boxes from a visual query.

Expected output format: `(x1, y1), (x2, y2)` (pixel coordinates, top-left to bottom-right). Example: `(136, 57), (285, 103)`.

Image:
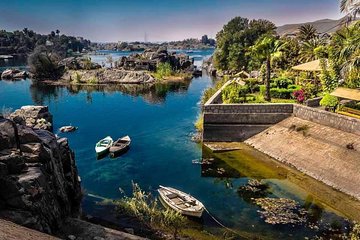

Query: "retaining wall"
(203, 83), (360, 141)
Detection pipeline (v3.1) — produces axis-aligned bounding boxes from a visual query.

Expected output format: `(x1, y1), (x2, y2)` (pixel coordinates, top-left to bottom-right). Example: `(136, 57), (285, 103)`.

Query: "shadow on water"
(29, 80), (193, 106)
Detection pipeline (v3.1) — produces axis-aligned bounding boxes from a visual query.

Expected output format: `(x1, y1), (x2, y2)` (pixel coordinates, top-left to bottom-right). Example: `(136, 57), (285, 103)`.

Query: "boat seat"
(167, 193), (178, 199)
(172, 198), (184, 205)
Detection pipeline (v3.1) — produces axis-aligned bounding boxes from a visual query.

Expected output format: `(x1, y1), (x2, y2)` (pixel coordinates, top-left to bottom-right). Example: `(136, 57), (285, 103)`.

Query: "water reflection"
(29, 80), (193, 105)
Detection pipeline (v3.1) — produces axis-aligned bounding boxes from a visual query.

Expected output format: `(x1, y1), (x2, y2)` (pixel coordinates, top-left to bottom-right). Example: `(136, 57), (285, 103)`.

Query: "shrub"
(244, 78), (260, 93)
(293, 89), (305, 103)
(201, 77), (228, 105)
(222, 83), (249, 103)
(320, 93), (338, 111)
(273, 77), (293, 89)
(154, 62), (173, 80)
(115, 182), (186, 238)
(28, 45), (64, 80)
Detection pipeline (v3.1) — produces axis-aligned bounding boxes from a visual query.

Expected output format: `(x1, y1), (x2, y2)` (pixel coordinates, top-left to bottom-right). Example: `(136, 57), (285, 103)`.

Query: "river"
(0, 49), (358, 239)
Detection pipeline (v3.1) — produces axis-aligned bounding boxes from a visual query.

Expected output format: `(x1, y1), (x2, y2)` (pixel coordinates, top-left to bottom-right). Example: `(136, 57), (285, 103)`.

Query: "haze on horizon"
(0, 0), (344, 42)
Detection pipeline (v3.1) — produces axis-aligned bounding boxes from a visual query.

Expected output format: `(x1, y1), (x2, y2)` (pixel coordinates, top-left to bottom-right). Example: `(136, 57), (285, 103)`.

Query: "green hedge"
(260, 85), (301, 99)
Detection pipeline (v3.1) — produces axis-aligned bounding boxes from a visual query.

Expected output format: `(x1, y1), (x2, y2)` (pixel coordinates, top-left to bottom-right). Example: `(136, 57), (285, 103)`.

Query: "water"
(0, 50), (358, 239)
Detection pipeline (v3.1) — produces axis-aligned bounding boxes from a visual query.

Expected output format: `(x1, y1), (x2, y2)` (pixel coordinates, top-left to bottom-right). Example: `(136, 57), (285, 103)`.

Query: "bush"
(154, 62), (173, 80)
(28, 45), (64, 80)
(244, 78), (260, 93)
(115, 182), (186, 238)
(273, 77), (293, 89)
(201, 77), (228, 104)
(222, 83), (249, 103)
(293, 89), (305, 103)
(320, 93), (338, 111)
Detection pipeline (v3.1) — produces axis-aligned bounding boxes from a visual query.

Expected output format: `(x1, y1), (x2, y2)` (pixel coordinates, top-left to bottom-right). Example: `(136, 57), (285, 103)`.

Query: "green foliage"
(194, 115), (204, 132)
(115, 182), (186, 238)
(320, 59), (338, 92)
(88, 76), (98, 84)
(27, 45), (64, 80)
(260, 84), (300, 99)
(154, 62), (173, 80)
(297, 24), (318, 42)
(201, 77), (229, 104)
(222, 83), (249, 103)
(244, 78), (261, 93)
(214, 16), (276, 71)
(0, 29), (91, 57)
(82, 57), (93, 70)
(320, 93), (339, 110)
(273, 77), (293, 89)
(351, 223), (360, 240)
(72, 72), (82, 83)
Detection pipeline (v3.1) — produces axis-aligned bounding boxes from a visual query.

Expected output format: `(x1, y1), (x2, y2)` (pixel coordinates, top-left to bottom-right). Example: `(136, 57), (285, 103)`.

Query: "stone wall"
(294, 104), (360, 136)
(203, 83), (360, 141)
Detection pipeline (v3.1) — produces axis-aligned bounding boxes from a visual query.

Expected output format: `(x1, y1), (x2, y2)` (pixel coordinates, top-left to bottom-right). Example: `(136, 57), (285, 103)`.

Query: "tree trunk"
(265, 57), (271, 101)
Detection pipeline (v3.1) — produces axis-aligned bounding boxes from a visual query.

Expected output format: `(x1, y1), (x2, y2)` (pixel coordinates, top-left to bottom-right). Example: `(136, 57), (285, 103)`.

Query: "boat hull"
(158, 186), (204, 218)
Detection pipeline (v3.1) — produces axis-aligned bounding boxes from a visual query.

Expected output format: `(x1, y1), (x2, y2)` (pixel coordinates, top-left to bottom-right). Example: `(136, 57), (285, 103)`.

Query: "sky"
(0, 0), (344, 42)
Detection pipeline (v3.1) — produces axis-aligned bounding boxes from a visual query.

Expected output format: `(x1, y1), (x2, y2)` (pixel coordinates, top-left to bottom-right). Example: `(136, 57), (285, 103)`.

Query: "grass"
(194, 115), (204, 132)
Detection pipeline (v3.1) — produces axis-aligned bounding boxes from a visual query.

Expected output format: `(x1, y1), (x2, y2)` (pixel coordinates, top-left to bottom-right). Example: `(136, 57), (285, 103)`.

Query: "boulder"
(9, 106), (53, 131)
(0, 108), (82, 234)
(1, 69), (28, 79)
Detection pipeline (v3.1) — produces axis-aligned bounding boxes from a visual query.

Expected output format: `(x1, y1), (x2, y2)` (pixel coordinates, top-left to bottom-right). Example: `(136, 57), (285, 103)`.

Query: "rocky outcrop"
(0, 108), (82, 234)
(202, 56), (217, 77)
(62, 69), (155, 84)
(1, 69), (28, 79)
(9, 106), (53, 131)
(115, 48), (194, 72)
(58, 57), (101, 70)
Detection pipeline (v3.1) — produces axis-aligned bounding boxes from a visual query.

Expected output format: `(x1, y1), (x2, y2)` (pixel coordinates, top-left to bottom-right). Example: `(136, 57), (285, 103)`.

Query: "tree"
(297, 24), (318, 42)
(299, 38), (324, 62)
(56, 29), (60, 36)
(250, 35), (284, 101)
(214, 16), (276, 71)
(328, 21), (360, 88)
(28, 45), (64, 80)
(340, 0), (360, 22)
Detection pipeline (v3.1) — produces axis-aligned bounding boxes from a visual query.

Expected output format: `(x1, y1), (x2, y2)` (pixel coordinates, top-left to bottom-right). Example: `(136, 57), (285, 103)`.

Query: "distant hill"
(276, 18), (346, 36)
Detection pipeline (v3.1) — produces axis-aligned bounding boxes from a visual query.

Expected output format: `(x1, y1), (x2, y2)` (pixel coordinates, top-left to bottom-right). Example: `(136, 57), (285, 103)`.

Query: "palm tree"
(250, 35), (284, 101)
(331, 21), (360, 80)
(340, 0), (360, 22)
(299, 38), (325, 62)
(297, 24), (318, 42)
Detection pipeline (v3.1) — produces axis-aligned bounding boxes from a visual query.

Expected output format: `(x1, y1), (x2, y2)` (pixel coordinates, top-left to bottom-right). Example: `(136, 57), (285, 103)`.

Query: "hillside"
(276, 18), (346, 36)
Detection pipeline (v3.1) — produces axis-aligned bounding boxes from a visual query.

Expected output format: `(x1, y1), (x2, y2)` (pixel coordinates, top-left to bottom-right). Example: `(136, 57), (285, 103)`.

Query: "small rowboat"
(59, 125), (77, 133)
(110, 136), (131, 157)
(158, 185), (204, 218)
(95, 136), (113, 155)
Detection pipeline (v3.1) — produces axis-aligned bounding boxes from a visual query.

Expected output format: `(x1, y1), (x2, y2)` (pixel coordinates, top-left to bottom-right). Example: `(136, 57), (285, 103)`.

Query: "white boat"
(95, 136), (113, 155)
(158, 185), (204, 218)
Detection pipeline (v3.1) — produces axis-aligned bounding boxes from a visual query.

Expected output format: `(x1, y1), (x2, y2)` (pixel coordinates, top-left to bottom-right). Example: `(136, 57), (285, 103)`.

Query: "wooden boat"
(95, 136), (113, 155)
(59, 125), (77, 133)
(158, 185), (204, 218)
(109, 136), (131, 157)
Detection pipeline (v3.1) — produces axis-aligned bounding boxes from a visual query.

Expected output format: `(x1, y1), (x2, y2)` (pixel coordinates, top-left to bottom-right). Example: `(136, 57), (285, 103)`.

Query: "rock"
(59, 57), (101, 70)
(67, 235), (76, 240)
(0, 108), (82, 234)
(9, 106), (53, 131)
(1, 69), (28, 79)
(0, 118), (18, 150)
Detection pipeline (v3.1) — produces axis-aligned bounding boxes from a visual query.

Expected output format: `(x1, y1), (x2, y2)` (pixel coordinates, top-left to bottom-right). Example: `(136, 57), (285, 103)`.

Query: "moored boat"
(109, 136), (131, 157)
(157, 185), (204, 218)
(95, 136), (113, 155)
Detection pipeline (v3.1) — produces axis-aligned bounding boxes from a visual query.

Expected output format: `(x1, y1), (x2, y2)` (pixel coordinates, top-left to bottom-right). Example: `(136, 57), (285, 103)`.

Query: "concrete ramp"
(245, 117), (360, 200)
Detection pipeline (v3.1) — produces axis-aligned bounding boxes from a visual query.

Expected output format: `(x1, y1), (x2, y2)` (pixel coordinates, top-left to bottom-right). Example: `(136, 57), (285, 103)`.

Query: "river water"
(0, 50), (358, 239)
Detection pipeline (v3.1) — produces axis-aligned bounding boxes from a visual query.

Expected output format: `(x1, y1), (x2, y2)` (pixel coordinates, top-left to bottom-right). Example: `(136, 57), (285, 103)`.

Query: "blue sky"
(0, 0), (344, 42)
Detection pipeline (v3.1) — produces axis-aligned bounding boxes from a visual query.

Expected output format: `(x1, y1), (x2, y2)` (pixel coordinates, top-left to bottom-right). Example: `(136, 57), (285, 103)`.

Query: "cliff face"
(0, 106), (82, 234)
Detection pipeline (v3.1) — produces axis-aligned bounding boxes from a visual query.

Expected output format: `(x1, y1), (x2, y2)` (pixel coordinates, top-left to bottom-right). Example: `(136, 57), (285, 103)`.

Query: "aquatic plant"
(115, 182), (186, 239)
